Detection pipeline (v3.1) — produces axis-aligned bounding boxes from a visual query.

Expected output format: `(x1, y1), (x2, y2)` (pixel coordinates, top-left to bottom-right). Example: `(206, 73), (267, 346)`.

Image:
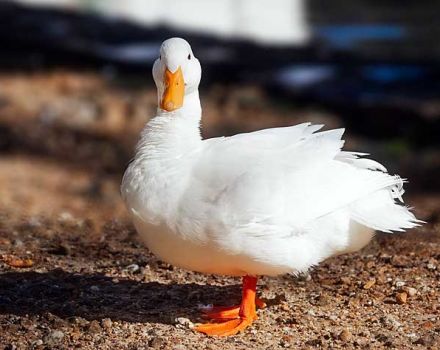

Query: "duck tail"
(349, 179), (424, 233)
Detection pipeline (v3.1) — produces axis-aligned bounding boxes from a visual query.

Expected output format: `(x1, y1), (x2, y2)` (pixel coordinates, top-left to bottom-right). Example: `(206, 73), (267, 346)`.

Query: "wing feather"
(190, 123), (417, 233)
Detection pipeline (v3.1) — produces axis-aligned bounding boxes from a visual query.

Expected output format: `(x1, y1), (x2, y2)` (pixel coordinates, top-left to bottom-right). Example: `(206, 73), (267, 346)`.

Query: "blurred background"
(0, 3), (439, 348)
(0, 0), (439, 227)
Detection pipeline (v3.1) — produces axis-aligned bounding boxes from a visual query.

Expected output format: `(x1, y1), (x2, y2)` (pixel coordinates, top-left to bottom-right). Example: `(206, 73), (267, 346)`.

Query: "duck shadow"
(0, 270), (240, 324)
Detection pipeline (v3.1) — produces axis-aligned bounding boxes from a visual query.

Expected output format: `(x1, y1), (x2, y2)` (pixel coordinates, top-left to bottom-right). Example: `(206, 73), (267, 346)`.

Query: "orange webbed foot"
(201, 297), (266, 321)
(202, 305), (241, 320)
(195, 317), (255, 336)
(195, 276), (261, 336)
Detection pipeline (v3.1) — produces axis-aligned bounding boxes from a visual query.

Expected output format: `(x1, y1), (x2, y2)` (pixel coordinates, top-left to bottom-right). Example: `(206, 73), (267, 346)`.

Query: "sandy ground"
(0, 72), (439, 349)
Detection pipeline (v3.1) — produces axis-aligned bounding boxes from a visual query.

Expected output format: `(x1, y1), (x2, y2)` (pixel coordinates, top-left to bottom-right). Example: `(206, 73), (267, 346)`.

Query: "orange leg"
(195, 276), (260, 336)
(202, 296), (266, 320)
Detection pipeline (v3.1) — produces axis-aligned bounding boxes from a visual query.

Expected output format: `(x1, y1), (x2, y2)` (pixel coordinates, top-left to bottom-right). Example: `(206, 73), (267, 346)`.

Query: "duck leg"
(195, 275), (260, 336)
(202, 295), (266, 320)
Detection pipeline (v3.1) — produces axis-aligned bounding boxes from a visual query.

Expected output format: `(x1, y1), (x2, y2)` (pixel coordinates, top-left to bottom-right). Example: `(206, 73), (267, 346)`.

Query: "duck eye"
(159, 55), (162, 60)
(188, 54), (191, 60)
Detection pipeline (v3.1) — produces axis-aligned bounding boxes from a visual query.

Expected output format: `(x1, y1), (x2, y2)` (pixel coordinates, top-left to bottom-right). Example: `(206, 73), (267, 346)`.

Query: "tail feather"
(337, 151), (421, 232)
(350, 189), (423, 233)
(336, 151), (387, 172)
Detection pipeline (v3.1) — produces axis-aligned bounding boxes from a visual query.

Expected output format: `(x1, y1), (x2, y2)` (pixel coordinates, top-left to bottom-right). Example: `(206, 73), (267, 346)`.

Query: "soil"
(0, 71), (438, 349)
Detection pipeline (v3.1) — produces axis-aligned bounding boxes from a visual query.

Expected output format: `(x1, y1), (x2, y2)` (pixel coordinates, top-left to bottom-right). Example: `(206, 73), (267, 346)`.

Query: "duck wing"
(190, 123), (343, 227)
(188, 123), (415, 232)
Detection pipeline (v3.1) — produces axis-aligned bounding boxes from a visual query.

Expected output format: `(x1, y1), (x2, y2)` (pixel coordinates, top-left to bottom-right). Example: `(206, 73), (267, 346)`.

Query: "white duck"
(121, 37), (421, 336)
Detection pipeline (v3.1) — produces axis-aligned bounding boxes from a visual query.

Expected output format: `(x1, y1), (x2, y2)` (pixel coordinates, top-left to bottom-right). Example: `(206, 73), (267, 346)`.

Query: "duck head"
(153, 38), (202, 112)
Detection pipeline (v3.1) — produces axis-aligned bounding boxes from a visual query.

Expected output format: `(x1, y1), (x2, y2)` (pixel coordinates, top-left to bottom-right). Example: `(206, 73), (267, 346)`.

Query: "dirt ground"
(0, 72), (439, 349)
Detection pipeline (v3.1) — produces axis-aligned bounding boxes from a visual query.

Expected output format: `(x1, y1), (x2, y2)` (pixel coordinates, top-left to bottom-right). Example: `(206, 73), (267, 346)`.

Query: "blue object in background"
(362, 65), (425, 84)
(316, 24), (405, 49)
(276, 65), (335, 88)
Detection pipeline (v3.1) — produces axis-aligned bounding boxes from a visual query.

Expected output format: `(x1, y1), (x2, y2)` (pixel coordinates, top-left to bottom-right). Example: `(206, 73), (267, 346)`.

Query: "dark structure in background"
(302, 0), (440, 146)
(0, 1), (438, 181)
(310, 0), (440, 61)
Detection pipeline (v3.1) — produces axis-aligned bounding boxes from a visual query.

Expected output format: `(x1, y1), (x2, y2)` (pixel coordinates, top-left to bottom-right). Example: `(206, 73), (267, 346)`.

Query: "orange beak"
(160, 66), (185, 112)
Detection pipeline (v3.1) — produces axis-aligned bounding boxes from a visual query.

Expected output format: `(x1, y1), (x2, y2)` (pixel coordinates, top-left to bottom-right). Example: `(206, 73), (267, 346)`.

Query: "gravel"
(0, 71), (438, 349)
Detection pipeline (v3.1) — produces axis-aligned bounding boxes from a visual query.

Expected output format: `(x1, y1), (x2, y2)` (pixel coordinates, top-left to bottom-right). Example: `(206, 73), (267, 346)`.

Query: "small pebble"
(396, 292), (407, 304)
(13, 239), (24, 248)
(340, 276), (351, 285)
(363, 279), (376, 290)
(366, 261), (375, 269)
(70, 317), (89, 327)
(426, 263), (436, 270)
(280, 340), (291, 348)
(59, 212), (74, 222)
(2, 255), (34, 268)
(149, 337), (166, 348)
(172, 345), (187, 350)
(0, 238), (11, 245)
(88, 320), (102, 333)
(175, 317), (194, 329)
(391, 255), (407, 267)
(101, 318), (112, 330)
(317, 294), (330, 306)
(427, 258), (437, 270)
(126, 263), (140, 273)
(45, 330), (64, 344)
(297, 272), (312, 281)
(395, 281), (405, 288)
(381, 314), (402, 330)
(280, 301), (290, 311)
(421, 321), (433, 330)
(27, 217), (42, 228)
(403, 286), (417, 297)
(339, 329), (352, 342)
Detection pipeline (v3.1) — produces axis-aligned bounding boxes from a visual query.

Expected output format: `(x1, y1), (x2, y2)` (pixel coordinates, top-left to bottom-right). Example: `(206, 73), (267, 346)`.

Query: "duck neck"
(123, 91), (202, 221)
(137, 90), (202, 163)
